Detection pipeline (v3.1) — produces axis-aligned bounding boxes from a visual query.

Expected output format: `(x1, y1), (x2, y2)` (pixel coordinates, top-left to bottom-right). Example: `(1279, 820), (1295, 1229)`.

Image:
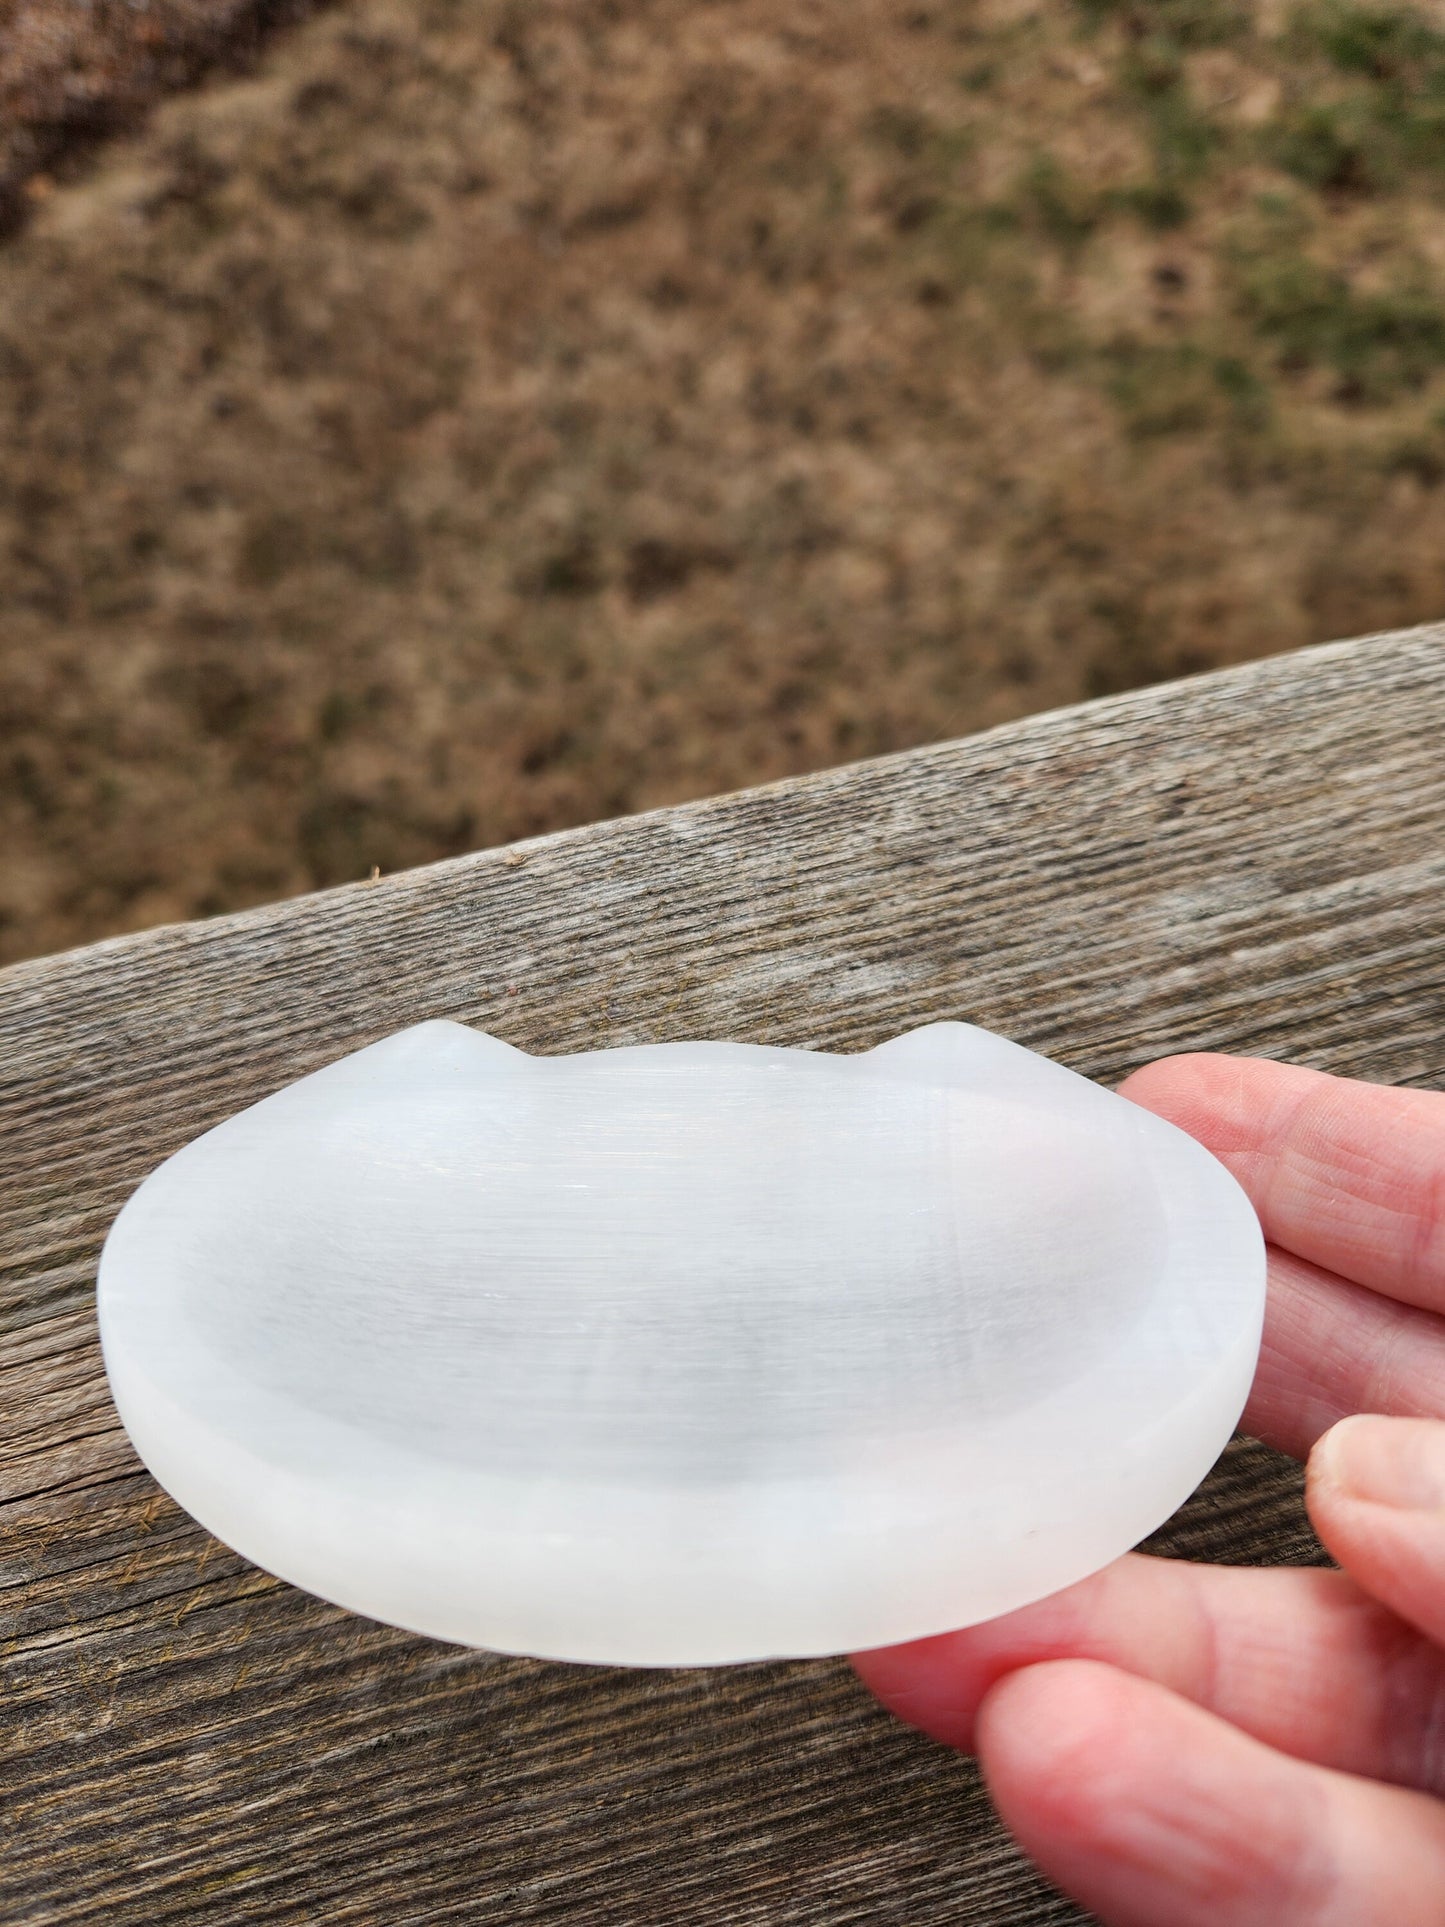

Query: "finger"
(978, 1661), (1445, 1927)
(852, 1551), (1445, 1793)
(1309, 1415), (1445, 1649)
(1246, 1247), (1445, 1458)
(1120, 1054), (1445, 1315)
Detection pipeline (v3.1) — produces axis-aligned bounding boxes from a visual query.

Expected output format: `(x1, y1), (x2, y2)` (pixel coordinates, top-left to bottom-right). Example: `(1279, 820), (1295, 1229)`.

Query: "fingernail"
(1314, 1415), (1445, 1511)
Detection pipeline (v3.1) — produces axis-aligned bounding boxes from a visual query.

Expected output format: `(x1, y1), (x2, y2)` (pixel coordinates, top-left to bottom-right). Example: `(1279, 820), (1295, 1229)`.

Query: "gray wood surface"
(3, 625), (1444, 1925)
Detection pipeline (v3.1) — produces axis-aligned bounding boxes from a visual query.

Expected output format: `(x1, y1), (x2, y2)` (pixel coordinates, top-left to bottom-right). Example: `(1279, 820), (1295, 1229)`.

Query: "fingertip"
(1306, 1412), (1368, 1505)
(1119, 1049), (1231, 1096)
(850, 1630), (995, 1752)
(1306, 1415), (1445, 1648)
(1116, 1052), (1253, 1134)
(1309, 1413), (1445, 1513)
(976, 1659), (1130, 1825)
(852, 1561), (1182, 1755)
(976, 1663), (1343, 1927)
(1305, 1421), (1399, 1608)
(1307, 1413), (1425, 1546)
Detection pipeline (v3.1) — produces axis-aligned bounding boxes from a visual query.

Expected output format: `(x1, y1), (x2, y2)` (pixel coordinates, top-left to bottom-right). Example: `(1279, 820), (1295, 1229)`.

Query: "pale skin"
(851, 1053), (1445, 1927)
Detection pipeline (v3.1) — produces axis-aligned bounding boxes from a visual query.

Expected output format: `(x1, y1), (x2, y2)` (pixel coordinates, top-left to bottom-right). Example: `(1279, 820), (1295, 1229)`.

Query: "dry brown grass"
(3, 0), (1445, 964)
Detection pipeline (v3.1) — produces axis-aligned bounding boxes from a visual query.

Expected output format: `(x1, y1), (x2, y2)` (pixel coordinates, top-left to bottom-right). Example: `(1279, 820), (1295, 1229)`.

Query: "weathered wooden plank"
(2, 625), (1443, 1925)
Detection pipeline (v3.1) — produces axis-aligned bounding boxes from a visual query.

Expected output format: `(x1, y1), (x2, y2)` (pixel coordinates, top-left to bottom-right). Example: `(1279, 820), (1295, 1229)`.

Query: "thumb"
(1308, 1415), (1445, 1647)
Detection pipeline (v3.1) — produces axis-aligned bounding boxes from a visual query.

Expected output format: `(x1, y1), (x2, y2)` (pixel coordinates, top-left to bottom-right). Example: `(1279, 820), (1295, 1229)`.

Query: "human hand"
(852, 1054), (1445, 1926)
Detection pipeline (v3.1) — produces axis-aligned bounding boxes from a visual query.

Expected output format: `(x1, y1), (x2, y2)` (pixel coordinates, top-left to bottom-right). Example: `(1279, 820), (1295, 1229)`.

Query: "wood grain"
(3, 625), (1444, 1924)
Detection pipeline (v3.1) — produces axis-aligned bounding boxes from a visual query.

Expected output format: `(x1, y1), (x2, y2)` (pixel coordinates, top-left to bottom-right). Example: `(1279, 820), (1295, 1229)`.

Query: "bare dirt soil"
(3, 0), (1445, 965)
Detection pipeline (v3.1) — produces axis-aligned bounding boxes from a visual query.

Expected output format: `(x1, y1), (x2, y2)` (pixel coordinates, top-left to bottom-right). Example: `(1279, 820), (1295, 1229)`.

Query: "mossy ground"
(3, 0), (1445, 963)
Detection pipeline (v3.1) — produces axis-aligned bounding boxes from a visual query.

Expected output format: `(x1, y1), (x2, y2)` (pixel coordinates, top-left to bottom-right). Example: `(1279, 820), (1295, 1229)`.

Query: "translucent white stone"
(98, 1020), (1264, 1666)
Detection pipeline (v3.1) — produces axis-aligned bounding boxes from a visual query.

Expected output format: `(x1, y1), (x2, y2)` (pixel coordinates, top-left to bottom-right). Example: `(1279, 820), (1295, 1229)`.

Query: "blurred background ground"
(3, 0), (1445, 966)
(0, 0), (320, 234)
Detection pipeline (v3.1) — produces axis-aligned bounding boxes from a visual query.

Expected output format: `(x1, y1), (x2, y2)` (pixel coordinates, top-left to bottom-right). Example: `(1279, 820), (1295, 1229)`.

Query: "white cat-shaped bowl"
(98, 1019), (1264, 1665)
